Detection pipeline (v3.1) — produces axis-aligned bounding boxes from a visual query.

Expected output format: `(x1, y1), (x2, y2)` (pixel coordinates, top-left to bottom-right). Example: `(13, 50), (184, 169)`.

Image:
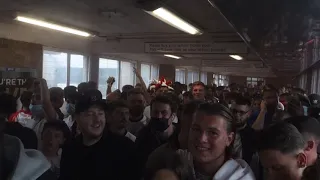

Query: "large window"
(141, 63), (159, 84)
(311, 69), (318, 94)
(98, 58), (119, 95)
(175, 69), (186, 84)
(187, 70), (200, 85)
(219, 75), (228, 86)
(120, 61), (136, 89)
(201, 72), (207, 84)
(43, 50), (87, 89)
(213, 74), (228, 86)
(70, 54), (87, 87)
(247, 77), (264, 87)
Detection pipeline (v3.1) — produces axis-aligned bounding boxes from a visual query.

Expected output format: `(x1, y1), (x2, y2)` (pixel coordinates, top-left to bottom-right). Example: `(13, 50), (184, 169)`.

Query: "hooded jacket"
(3, 134), (56, 180)
(176, 149), (255, 180)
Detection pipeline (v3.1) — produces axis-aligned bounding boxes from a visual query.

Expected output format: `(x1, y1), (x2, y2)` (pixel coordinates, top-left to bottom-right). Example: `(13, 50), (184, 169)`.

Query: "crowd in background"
(1, 68), (320, 180)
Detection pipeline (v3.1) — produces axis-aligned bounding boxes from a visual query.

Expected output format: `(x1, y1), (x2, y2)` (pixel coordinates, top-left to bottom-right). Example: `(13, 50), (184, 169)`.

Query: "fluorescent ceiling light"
(148, 8), (202, 35)
(15, 16), (91, 37)
(229, 55), (243, 60)
(164, 54), (181, 59)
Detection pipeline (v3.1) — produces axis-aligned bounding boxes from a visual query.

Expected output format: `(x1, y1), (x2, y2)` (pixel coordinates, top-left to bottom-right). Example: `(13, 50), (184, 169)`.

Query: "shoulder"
(36, 170), (57, 180)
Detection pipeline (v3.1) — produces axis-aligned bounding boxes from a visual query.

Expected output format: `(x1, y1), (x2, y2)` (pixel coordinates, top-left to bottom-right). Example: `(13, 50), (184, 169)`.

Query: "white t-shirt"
(127, 115), (149, 136)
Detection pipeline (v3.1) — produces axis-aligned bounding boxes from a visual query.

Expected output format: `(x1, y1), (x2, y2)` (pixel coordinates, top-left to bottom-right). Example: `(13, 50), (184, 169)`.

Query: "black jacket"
(59, 132), (138, 180)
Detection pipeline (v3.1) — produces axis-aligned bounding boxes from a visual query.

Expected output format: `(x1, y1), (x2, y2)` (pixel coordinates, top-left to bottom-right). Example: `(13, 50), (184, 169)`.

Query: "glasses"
(232, 109), (250, 116)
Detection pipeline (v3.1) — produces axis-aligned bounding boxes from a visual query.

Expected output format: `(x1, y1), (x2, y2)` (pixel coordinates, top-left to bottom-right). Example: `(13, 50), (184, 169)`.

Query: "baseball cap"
(309, 94), (320, 108)
(286, 116), (320, 138)
(75, 89), (106, 114)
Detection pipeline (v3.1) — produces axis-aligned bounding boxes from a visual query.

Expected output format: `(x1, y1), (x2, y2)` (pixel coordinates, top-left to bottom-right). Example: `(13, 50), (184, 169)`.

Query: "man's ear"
(227, 132), (235, 147)
(297, 152), (307, 168)
(305, 140), (315, 151)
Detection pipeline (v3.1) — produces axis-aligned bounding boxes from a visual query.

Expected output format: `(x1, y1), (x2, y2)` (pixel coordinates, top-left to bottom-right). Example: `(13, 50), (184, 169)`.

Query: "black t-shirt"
(238, 125), (257, 164)
(59, 132), (138, 180)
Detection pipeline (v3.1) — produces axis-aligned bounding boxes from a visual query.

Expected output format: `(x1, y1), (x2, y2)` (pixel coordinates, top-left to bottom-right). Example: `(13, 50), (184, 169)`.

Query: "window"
(141, 64), (159, 84)
(247, 77), (264, 87)
(70, 54), (87, 87)
(213, 74), (218, 85)
(43, 50), (88, 89)
(219, 75), (228, 86)
(175, 69), (186, 84)
(201, 72), (207, 84)
(120, 61), (136, 89)
(311, 69), (318, 94)
(212, 74), (228, 86)
(98, 58), (119, 96)
(187, 70), (200, 85)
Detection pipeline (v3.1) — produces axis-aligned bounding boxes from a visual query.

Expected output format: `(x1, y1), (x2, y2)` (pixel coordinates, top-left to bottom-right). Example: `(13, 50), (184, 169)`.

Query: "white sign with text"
(144, 42), (247, 54)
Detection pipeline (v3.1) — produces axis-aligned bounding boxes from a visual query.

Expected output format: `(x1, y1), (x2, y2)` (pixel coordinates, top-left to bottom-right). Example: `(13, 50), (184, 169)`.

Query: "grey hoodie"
(4, 135), (52, 180)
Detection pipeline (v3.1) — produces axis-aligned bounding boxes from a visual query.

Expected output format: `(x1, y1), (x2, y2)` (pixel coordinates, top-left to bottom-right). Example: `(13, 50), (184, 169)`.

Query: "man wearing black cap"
(286, 116), (320, 166)
(59, 89), (137, 180)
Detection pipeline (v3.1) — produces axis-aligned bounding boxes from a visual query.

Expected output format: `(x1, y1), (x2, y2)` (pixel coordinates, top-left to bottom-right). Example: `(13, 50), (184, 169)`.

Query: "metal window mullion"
(67, 53), (71, 86)
(118, 60), (121, 89)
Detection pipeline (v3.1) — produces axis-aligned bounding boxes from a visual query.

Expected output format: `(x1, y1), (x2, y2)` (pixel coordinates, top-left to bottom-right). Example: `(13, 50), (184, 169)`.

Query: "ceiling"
(212, 0), (318, 75)
(0, 0), (288, 77)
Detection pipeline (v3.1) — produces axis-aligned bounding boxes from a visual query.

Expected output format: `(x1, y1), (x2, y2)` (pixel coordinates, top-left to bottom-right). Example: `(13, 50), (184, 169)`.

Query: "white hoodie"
(176, 149), (256, 180)
(4, 135), (51, 180)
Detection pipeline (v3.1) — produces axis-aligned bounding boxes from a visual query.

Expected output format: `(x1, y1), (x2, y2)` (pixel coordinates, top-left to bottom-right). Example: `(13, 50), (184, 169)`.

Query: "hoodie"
(176, 149), (255, 180)
(4, 134), (55, 180)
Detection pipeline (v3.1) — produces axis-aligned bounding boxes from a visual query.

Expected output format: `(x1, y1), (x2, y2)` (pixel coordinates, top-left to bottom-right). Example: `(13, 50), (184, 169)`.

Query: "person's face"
(151, 102), (172, 120)
(42, 128), (64, 154)
(259, 150), (307, 180)
(76, 106), (106, 138)
(189, 112), (234, 164)
(232, 104), (251, 127)
(263, 92), (278, 108)
(108, 107), (130, 131)
(192, 85), (205, 100)
(183, 96), (191, 105)
(128, 94), (145, 117)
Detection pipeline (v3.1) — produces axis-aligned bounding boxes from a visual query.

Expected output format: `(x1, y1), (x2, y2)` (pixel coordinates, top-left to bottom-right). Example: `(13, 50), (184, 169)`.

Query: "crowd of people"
(1, 69), (320, 180)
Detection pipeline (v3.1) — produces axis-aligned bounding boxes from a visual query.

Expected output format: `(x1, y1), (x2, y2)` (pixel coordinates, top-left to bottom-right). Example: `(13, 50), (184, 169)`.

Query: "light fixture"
(15, 16), (91, 37)
(148, 7), (202, 35)
(229, 55), (243, 60)
(164, 54), (181, 59)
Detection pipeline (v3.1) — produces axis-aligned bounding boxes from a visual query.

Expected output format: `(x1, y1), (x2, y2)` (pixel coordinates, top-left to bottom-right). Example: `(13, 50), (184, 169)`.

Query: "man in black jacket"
(59, 89), (137, 180)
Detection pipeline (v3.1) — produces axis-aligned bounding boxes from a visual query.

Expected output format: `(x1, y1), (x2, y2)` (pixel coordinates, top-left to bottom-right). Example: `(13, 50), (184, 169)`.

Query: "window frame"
(140, 63), (159, 84)
(42, 48), (89, 88)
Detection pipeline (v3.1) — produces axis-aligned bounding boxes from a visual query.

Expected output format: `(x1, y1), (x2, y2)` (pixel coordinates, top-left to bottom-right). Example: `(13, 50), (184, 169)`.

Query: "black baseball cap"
(286, 116), (320, 139)
(309, 94), (320, 108)
(75, 89), (106, 114)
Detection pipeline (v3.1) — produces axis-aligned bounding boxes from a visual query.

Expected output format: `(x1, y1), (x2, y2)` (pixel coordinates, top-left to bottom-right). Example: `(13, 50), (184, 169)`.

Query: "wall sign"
(144, 42), (248, 54)
(0, 67), (37, 98)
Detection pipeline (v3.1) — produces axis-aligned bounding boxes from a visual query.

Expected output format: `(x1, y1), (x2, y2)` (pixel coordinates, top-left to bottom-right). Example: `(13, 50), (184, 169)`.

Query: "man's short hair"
(128, 88), (144, 97)
(192, 81), (205, 89)
(286, 116), (320, 141)
(106, 100), (128, 113)
(122, 85), (134, 93)
(235, 96), (251, 107)
(49, 87), (64, 101)
(151, 95), (177, 113)
(0, 93), (17, 118)
(257, 122), (305, 154)
(42, 121), (71, 141)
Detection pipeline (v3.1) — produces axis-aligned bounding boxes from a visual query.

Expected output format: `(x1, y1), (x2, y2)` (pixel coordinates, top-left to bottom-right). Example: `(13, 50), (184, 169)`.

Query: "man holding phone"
(251, 87), (283, 130)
